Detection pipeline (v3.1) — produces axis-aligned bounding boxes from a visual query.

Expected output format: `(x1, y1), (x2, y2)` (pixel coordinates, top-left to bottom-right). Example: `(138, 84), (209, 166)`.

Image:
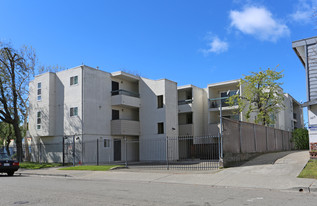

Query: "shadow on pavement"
(241, 151), (303, 167)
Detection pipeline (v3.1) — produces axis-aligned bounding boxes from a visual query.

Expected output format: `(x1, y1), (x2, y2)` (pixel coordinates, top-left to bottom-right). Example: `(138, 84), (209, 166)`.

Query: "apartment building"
(28, 65), (303, 163)
(177, 85), (207, 137)
(207, 80), (242, 135)
(29, 65), (178, 163)
(205, 80), (303, 133)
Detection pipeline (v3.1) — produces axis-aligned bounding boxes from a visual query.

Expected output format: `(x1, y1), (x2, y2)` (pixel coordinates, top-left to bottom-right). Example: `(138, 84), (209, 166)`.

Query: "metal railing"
(111, 89), (140, 98)
(6, 135), (221, 170)
(209, 99), (237, 108)
(178, 99), (193, 105)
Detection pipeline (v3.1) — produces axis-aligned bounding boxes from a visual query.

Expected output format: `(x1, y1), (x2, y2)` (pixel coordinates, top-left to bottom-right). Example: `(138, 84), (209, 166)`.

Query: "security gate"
(126, 135), (220, 170)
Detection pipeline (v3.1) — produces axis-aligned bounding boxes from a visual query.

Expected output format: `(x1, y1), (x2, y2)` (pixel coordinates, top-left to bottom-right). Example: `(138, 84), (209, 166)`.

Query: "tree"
(0, 43), (36, 162)
(0, 122), (15, 155)
(291, 128), (309, 150)
(227, 67), (285, 126)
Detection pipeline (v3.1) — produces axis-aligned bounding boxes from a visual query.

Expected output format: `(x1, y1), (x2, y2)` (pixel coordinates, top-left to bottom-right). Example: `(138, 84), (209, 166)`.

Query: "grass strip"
(298, 159), (317, 179)
(20, 162), (63, 169)
(59, 165), (123, 171)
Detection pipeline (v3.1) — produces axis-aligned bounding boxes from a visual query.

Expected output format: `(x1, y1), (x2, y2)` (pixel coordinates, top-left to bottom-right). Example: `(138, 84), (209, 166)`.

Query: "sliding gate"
(127, 135), (220, 170)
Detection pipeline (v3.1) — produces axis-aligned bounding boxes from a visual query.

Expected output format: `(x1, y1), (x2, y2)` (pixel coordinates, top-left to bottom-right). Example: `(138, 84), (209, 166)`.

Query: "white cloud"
(291, 0), (316, 23)
(229, 6), (290, 42)
(202, 36), (229, 54)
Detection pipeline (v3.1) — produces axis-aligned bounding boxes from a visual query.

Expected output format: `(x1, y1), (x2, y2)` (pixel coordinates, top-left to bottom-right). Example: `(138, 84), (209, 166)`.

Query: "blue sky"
(1, 0), (316, 124)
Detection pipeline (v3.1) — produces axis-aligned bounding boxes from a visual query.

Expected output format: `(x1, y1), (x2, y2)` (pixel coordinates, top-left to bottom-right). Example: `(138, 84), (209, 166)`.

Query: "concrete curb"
(16, 172), (70, 177)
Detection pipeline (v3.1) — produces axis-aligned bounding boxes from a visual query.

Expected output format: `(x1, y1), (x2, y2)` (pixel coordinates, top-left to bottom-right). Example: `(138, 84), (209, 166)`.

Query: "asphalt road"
(1, 174), (317, 206)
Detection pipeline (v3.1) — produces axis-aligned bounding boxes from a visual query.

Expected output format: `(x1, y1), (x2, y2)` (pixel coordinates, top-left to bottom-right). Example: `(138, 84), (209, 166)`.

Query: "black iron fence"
(1, 135), (220, 170)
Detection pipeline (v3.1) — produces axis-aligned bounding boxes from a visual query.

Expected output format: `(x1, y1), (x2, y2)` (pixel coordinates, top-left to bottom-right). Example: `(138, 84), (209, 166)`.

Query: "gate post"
(62, 136), (65, 166)
(218, 132), (221, 160)
(125, 137), (127, 167)
(73, 135), (75, 166)
(166, 136), (169, 170)
(97, 139), (99, 166)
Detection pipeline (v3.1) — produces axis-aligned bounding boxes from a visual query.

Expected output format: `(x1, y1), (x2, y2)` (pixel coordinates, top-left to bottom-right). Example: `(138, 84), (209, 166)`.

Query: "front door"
(114, 139), (121, 161)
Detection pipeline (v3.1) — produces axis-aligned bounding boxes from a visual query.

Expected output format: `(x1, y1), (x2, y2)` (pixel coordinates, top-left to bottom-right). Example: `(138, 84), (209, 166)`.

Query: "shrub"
(291, 128), (309, 150)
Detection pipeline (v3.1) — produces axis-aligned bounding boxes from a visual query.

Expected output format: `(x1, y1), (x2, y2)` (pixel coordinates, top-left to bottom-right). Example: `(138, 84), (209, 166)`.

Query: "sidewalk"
(17, 151), (317, 193)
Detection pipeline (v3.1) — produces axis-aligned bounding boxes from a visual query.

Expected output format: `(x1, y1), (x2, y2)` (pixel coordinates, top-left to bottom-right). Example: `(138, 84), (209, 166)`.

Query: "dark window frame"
(112, 109), (120, 120)
(157, 95), (163, 108)
(158, 122), (164, 134)
(70, 107), (78, 117)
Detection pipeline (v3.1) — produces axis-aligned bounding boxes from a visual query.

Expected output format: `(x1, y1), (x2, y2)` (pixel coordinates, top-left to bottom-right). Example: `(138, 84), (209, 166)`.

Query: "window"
(112, 110), (119, 120)
(158, 122), (164, 134)
(104, 139), (110, 148)
(186, 113), (193, 124)
(70, 76), (78, 86)
(37, 82), (42, 101)
(37, 111), (41, 130)
(111, 81), (119, 95)
(157, 95), (163, 108)
(70, 107), (78, 116)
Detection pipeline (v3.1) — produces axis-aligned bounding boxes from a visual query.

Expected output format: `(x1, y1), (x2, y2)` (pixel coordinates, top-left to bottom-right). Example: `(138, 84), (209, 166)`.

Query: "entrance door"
(114, 139), (121, 161)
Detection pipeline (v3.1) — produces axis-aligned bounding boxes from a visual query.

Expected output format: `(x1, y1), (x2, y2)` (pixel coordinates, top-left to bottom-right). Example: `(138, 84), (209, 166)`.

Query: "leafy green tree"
(227, 67), (284, 126)
(291, 128), (309, 150)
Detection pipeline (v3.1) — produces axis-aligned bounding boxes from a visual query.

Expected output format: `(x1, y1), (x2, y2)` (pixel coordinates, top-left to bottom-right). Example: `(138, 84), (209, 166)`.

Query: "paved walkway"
(17, 151), (317, 193)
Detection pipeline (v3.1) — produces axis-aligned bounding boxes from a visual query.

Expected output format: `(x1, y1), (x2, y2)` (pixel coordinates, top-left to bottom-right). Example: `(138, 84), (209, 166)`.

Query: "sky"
(1, 0), (316, 124)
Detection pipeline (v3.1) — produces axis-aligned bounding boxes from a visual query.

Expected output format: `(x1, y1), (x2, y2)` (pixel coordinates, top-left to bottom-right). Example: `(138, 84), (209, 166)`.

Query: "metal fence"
(132, 136), (220, 170)
(0, 135), (220, 170)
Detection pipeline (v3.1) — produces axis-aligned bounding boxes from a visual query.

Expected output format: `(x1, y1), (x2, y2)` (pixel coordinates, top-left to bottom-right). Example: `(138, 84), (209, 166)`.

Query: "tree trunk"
(13, 121), (23, 162)
(23, 119), (30, 161)
(5, 125), (12, 156)
(5, 140), (11, 156)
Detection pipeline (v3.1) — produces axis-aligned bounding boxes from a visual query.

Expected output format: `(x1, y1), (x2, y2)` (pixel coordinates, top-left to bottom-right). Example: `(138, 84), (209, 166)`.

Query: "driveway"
(208, 151), (315, 190)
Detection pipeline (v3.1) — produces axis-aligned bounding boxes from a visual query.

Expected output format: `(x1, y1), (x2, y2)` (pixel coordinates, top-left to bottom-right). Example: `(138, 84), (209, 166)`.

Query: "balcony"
(111, 90), (140, 108)
(178, 99), (193, 113)
(111, 119), (140, 136)
(208, 99), (238, 111)
(179, 124), (194, 136)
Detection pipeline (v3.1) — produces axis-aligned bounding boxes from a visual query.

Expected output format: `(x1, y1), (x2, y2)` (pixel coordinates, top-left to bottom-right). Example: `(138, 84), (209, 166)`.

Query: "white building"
(206, 80), (303, 134)
(28, 65), (303, 163)
(177, 85), (207, 137)
(29, 65), (178, 163)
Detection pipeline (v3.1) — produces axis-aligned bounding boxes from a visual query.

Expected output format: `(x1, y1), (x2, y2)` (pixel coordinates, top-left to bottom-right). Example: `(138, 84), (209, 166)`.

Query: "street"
(1, 174), (317, 206)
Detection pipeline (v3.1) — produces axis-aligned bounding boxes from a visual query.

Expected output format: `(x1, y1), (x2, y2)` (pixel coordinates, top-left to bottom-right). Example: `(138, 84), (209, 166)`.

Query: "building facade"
(293, 36), (317, 157)
(29, 65), (178, 163)
(28, 65), (303, 163)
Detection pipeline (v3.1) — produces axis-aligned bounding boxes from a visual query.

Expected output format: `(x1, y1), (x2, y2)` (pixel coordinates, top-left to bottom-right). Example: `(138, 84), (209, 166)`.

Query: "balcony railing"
(178, 99), (193, 105)
(209, 100), (237, 108)
(111, 89), (140, 98)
